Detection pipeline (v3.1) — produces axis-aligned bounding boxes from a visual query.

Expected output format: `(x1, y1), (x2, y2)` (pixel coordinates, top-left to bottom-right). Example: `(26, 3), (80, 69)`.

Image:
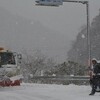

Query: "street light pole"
(35, 0), (91, 66)
(62, 0), (91, 66)
(86, 2), (91, 67)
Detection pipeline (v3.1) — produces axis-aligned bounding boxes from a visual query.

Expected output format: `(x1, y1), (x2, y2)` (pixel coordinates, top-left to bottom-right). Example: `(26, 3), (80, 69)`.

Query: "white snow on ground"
(0, 83), (100, 100)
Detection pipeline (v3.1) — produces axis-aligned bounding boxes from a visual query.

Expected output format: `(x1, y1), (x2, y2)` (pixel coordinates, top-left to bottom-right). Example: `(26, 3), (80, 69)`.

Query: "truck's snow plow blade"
(0, 79), (21, 87)
(0, 75), (23, 87)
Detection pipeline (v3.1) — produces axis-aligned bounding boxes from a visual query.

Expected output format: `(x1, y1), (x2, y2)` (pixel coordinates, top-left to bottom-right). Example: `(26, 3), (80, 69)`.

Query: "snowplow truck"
(0, 47), (22, 87)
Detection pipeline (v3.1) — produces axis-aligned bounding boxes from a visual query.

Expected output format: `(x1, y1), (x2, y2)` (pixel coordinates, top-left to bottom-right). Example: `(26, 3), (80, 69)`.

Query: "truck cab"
(0, 47), (22, 77)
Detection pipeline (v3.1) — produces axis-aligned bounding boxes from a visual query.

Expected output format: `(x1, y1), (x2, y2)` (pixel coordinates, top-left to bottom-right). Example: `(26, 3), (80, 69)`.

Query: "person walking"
(89, 58), (100, 95)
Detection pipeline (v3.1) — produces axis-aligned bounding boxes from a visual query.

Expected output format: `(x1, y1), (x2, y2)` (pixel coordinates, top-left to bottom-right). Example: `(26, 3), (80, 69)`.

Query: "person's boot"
(89, 92), (95, 95)
(89, 90), (95, 95)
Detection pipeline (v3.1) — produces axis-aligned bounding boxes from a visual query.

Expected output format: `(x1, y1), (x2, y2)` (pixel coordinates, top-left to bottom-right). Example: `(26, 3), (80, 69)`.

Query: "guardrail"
(31, 76), (90, 85)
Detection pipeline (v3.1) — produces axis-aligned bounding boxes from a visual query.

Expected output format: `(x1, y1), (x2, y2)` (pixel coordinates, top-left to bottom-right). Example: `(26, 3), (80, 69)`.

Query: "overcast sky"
(0, 0), (100, 63)
(0, 0), (100, 36)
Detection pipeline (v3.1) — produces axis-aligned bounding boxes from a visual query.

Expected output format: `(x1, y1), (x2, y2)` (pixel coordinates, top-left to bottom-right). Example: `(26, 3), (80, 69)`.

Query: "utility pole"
(61, 0), (91, 66)
(35, 0), (91, 66)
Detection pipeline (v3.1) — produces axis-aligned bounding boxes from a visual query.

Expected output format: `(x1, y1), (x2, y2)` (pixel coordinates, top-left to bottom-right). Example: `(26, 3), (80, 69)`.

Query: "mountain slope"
(67, 12), (100, 65)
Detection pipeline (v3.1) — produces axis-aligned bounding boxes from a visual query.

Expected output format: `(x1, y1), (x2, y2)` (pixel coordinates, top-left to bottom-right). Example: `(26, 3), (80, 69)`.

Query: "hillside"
(67, 11), (100, 65)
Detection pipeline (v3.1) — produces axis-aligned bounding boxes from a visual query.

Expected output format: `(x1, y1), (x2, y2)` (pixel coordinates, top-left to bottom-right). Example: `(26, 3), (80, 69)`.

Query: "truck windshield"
(0, 52), (16, 65)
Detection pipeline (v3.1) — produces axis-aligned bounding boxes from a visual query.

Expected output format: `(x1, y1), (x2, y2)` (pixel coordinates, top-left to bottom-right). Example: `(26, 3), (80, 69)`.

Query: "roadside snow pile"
(10, 74), (23, 81)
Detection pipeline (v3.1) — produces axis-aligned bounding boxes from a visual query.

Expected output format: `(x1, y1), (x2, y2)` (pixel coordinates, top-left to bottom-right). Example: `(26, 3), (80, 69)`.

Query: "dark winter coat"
(93, 63), (100, 75)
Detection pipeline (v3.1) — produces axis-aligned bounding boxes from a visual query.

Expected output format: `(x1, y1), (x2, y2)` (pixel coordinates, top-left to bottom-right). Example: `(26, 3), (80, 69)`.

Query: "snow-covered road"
(0, 83), (100, 100)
